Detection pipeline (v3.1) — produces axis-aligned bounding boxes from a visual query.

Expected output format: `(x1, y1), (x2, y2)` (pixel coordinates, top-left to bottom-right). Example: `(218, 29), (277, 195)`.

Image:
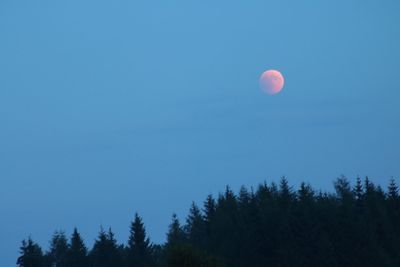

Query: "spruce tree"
(353, 176), (364, 201)
(203, 195), (216, 226)
(47, 231), (68, 267)
(388, 177), (399, 201)
(127, 213), (152, 267)
(334, 175), (353, 203)
(213, 186), (239, 266)
(167, 213), (186, 246)
(364, 176), (375, 196)
(90, 227), (121, 267)
(17, 238), (44, 267)
(66, 228), (87, 267)
(278, 177), (294, 210)
(185, 202), (205, 248)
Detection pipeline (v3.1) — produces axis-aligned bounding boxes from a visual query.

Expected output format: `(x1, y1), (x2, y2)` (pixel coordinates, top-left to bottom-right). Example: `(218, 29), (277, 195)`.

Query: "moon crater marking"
(259, 70), (284, 95)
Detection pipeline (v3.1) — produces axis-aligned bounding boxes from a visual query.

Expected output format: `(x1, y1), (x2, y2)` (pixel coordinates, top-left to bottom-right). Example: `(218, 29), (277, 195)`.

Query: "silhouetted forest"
(17, 176), (400, 267)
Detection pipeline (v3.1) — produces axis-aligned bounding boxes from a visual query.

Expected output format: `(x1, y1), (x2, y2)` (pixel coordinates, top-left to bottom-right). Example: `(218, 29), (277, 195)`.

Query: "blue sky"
(1, 0), (400, 265)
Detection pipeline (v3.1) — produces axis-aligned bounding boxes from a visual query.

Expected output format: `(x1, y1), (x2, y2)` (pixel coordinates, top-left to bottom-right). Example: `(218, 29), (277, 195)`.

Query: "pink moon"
(259, 70), (285, 95)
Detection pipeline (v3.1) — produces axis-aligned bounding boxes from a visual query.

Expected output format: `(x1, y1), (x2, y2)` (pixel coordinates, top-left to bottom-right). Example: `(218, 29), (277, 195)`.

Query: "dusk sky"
(1, 0), (400, 266)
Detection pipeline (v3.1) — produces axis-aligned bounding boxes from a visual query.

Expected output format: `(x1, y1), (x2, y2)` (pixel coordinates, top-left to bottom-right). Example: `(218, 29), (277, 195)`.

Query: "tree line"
(17, 176), (400, 267)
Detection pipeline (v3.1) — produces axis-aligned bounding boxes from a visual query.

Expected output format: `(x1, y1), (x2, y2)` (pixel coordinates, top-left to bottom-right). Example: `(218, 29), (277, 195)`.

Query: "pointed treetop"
(388, 177), (399, 200)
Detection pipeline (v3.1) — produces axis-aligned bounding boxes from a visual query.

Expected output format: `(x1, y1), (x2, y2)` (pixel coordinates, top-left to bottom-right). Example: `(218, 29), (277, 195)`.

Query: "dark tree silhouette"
(17, 238), (44, 267)
(66, 228), (88, 267)
(185, 202), (205, 248)
(89, 227), (122, 267)
(166, 213), (186, 247)
(127, 213), (153, 267)
(46, 231), (68, 267)
(16, 176), (400, 267)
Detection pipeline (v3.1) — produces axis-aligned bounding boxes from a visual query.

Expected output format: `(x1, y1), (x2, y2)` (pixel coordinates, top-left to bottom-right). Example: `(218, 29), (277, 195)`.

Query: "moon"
(259, 70), (285, 95)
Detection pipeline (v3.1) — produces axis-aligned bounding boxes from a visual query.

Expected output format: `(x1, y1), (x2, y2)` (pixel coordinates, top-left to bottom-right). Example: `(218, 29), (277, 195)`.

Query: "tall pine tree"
(47, 231), (68, 267)
(90, 227), (122, 267)
(66, 228), (87, 267)
(127, 213), (152, 267)
(185, 202), (205, 248)
(166, 213), (186, 247)
(17, 238), (44, 267)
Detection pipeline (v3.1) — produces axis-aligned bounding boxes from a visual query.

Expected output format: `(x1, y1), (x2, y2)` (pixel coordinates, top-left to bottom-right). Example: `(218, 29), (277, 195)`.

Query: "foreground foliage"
(18, 176), (400, 267)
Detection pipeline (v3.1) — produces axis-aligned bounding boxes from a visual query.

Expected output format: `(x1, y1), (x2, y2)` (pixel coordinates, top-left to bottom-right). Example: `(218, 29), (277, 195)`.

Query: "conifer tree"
(203, 195), (216, 226)
(17, 238), (44, 267)
(364, 176), (375, 196)
(127, 213), (152, 267)
(66, 228), (87, 267)
(278, 177), (294, 209)
(185, 202), (205, 248)
(47, 231), (68, 267)
(334, 175), (353, 203)
(388, 177), (399, 201)
(238, 186), (251, 208)
(353, 176), (363, 201)
(90, 227), (121, 267)
(167, 213), (186, 246)
(298, 182), (315, 204)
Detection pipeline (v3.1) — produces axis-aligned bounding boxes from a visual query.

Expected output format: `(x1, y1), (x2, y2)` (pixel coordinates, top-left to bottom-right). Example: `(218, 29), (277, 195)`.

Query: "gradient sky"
(1, 0), (400, 266)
